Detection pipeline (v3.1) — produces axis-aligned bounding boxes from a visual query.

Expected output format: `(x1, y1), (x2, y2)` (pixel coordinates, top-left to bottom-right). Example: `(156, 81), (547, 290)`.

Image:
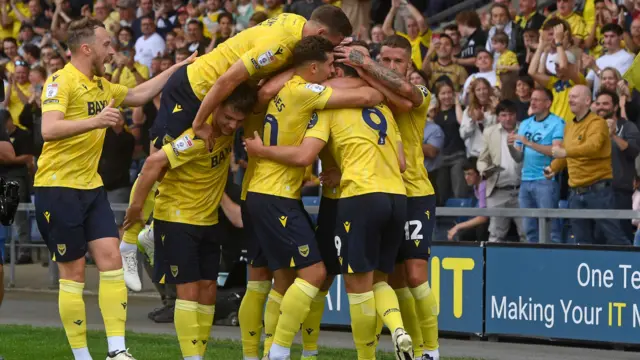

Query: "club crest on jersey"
(305, 83), (325, 93)
(57, 244), (66, 255)
(46, 83), (58, 98)
(417, 85), (429, 97)
(298, 245), (309, 257)
(170, 265), (179, 277)
(308, 112), (318, 129)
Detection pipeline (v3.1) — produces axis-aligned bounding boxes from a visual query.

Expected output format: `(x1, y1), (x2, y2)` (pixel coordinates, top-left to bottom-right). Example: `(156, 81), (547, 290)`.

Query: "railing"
(4, 203), (640, 288)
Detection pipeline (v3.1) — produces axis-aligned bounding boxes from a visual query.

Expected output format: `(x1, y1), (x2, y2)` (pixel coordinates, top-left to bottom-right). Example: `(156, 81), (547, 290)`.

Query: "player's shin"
(263, 289), (283, 356)
(99, 269), (128, 354)
(372, 281), (404, 333)
(410, 281), (439, 353)
(348, 291), (377, 360)
(59, 279), (91, 360)
(239, 280), (271, 360)
(396, 287), (424, 358)
(174, 299), (201, 358)
(301, 283), (330, 358)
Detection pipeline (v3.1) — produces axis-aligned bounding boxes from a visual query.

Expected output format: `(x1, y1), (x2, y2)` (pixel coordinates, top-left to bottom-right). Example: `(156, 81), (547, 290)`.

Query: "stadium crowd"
(1, 0), (640, 265)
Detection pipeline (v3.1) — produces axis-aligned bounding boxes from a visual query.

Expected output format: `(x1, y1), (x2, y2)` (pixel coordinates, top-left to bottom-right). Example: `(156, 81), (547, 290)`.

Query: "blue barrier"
(320, 243), (484, 334)
(484, 244), (640, 344)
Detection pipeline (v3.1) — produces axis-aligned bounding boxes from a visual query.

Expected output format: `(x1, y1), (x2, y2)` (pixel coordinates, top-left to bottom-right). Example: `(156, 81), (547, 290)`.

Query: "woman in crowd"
(459, 77), (497, 158)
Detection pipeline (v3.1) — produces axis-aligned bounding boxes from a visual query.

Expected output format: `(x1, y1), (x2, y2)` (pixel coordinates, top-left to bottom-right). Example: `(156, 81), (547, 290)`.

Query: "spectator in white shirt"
(460, 77), (498, 157)
(584, 23), (635, 99)
(134, 15), (166, 73)
(486, 3), (519, 53)
(461, 49), (498, 104)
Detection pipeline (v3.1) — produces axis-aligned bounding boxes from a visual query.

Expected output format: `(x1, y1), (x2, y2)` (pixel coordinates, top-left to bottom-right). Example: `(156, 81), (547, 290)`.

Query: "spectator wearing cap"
(514, 75), (533, 122)
(584, 23), (635, 99)
(187, 19), (212, 55)
(455, 10), (487, 74)
(0, 109), (34, 264)
(508, 88), (565, 243)
(3, 61), (31, 131)
(547, 85), (630, 245)
(529, 20), (586, 122)
(477, 100), (525, 242)
(544, 0), (588, 46)
(383, 0), (431, 70)
(514, 0), (546, 31)
(135, 15), (166, 72)
(447, 157), (490, 242)
(486, 3), (522, 54)
(461, 49), (497, 103)
(595, 90), (640, 239)
(422, 34), (468, 91)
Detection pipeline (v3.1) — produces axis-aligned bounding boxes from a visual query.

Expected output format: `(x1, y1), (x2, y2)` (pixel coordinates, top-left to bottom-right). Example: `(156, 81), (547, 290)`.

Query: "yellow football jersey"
(305, 105), (406, 198)
(5, 80), (32, 130)
(187, 13), (306, 100)
(241, 109), (266, 201)
(397, 30), (432, 69)
(544, 12), (587, 40)
(111, 63), (150, 89)
(396, 85), (435, 197)
(496, 50), (518, 75)
(154, 130), (233, 226)
(318, 146), (340, 199)
(248, 75), (333, 199)
(35, 63), (129, 189)
(546, 74), (585, 123)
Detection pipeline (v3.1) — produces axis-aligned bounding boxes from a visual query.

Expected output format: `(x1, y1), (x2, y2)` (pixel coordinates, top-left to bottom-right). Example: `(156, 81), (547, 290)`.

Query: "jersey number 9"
(362, 108), (388, 145)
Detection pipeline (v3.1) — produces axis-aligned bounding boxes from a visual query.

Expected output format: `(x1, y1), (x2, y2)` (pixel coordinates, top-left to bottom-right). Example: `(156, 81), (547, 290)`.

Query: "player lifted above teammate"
(119, 5), (352, 291)
(35, 18), (195, 360)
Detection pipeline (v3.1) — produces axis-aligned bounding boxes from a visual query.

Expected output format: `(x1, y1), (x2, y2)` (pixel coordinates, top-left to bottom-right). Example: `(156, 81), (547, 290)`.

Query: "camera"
(0, 177), (20, 226)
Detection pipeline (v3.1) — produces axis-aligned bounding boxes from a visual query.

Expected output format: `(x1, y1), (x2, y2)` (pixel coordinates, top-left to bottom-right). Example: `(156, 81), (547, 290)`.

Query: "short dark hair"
(597, 88), (620, 108)
(23, 43), (40, 59)
(518, 74), (534, 89)
(222, 82), (258, 114)
(187, 19), (204, 31)
(292, 35), (334, 67)
(67, 18), (105, 52)
(30, 65), (47, 79)
(476, 48), (492, 58)
(533, 87), (554, 103)
(523, 28), (539, 37)
(496, 99), (517, 115)
(490, 3), (510, 16)
(463, 157), (479, 173)
(491, 30), (509, 45)
(443, 24), (460, 35)
(542, 17), (569, 32)
(455, 10), (481, 29)
(176, 47), (191, 56)
(601, 23), (623, 36)
(310, 5), (352, 37)
(439, 34), (454, 46)
(3, 37), (17, 46)
(250, 11), (268, 25)
(218, 12), (233, 24)
(381, 34), (412, 52)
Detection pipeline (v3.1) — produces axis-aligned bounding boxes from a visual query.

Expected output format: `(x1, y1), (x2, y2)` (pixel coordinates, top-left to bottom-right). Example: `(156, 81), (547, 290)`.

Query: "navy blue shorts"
(241, 200), (268, 268)
(151, 64), (201, 150)
(333, 193), (406, 274)
(34, 187), (119, 263)
(397, 195), (436, 262)
(153, 219), (221, 284)
(316, 197), (340, 275)
(245, 192), (322, 272)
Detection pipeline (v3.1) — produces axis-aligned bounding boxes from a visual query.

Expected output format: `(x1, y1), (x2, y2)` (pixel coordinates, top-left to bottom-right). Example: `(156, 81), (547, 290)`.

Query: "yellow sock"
(273, 278), (319, 349)
(197, 304), (215, 357)
(374, 315), (383, 348)
(410, 282), (439, 351)
(302, 290), (327, 353)
(396, 287), (424, 358)
(122, 179), (158, 245)
(373, 282), (404, 333)
(175, 299), (201, 357)
(240, 281), (270, 359)
(348, 292), (377, 360)
(263, 289), (283, 356)
(59, 280), (88, 349)
(99, 269), (127, 338)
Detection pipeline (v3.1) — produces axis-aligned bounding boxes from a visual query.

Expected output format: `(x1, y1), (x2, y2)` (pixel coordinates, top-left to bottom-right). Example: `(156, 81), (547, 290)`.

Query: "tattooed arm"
(335, 46), (424, 107)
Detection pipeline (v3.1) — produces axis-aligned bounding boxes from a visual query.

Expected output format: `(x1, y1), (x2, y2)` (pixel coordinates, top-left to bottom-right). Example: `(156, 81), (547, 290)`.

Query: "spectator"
(547, 85), (630, 245)
(47, 54), (65, 74)
(443, 24), (462, 58)
(456, 10), (487, 74)
(26, 0), (52, 34)
(514, 0), (546, 30)
(514, 75), (534, 122)
(595, 90), (640, 239)
(508, 88), (565, 243)
(529, 21), (586, 122)
(160, 56), (175, 72)
(112, 48), (150, 88)
(285, 0), (323, 20)
(94, 0), (118, 37)
(163, 30), (178, 58)
(408, 69), (428, 86)
(460, 77), (497, 157)
(21, 44), (41, 68)
(422, 34), (468, 91)
(519, 28), (539, 75)
(117, 26), (135, 50)
(134, 15), (166, 71)
(461, 49), (497, 103)
(39, 45), (55, 68)
(382, 0), (431, 69)
(423, 105), (445, 192)
(3, 61), (31, 131)
(366, 24), (385, 60)
(493, 30), (519, 75)
(247, 11), (268, 28)
(545, 0), (588, 46)
(117, 0), (137, 31)
(585, 23), (635, 99)
(2, 38), (20, 75)
(210, 12), (233, 50)
(477, 100), (525, 242)
(433, 80), (468, 205)
(187, 19), (212, 54)
(27, 66), (45, 156)
(155, 0), (178, 37)
(447, 157), (489, 242)
(486, 3), (521, 53)
(18, 25), (42, 56)
(98, 112), (135, 236)
(233, 0), (257, 31)
(0, 110), (34, 264)
(625, 17), (640, 53)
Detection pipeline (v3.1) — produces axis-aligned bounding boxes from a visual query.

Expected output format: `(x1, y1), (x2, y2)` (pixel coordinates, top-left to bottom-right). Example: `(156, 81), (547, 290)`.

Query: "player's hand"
(319, 167), (341, 188)
(333, 46), (367, 67)
(93, 99), (120, 129)
(193, 122), (216, 152)
(244, 131), (264, 157)
(123, 204), (144, 230)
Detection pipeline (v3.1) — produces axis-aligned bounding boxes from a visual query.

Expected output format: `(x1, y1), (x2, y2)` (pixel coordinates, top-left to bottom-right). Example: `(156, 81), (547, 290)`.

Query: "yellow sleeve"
(573, 16), (588, 40)
(415, 84), (431, 110)
(304, 110), (331, 142)
(545, 76), (559, 90)
(583, 0), (596, 34)
(107, 81), (129, 107)
(137, 64), (150, 80)
(293, 83), (334, 111)
(240, 37), (294, 77)
(162, 132), (207, 169)
(41, 73), (71, 114)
